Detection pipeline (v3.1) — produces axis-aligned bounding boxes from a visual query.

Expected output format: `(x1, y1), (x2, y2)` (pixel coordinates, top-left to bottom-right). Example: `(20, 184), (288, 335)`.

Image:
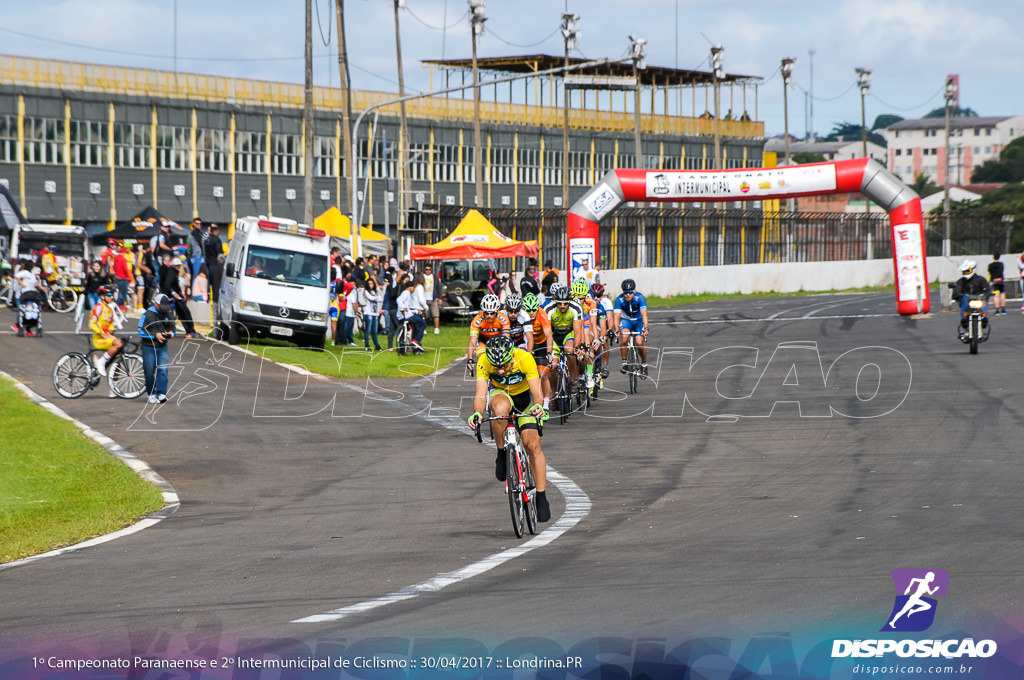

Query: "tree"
(971, 137), (1024, 183)
(872, 114), (902, 131)
(824, 122), (886, 148)
(792, 152), (826, 164)
(909, 173), (940, 197)
(923, 106), (978, 119)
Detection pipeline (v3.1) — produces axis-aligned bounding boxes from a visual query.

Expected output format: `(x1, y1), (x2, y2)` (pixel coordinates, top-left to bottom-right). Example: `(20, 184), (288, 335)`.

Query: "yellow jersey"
(475, 347), (539, 396)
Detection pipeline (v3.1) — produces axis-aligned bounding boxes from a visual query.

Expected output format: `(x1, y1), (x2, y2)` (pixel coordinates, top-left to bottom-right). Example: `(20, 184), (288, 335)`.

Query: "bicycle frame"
(474, 411), (542, 537)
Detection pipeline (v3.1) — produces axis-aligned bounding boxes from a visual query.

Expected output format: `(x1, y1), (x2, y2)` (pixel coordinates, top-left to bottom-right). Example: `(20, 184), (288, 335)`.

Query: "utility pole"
(393, 0), (409, 233)
(710, 45), (724, 170)
(807, 48), (815, 140)
(469, 0), (486, 207)
(335, 0), (353, 217)
(629, 36), (646, 170)
(856, 67), (871, 217)
(561, 10), (579, 208)
(781, 57), (795, 166)
(943, 74), (958, 258)
(303, 0), (315, 225)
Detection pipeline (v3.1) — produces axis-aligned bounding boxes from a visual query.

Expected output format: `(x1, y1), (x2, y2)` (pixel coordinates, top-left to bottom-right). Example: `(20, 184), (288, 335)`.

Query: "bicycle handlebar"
(472, 412), (544, 442)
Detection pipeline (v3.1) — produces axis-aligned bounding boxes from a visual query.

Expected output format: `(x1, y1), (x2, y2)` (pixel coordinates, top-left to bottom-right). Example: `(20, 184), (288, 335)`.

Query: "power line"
(404, 4), (468, 31)
(869, 85), (945, 112)
(314, 0), (332, 47)
(487, 26), (561, 49)
(791, 79), (856, 102)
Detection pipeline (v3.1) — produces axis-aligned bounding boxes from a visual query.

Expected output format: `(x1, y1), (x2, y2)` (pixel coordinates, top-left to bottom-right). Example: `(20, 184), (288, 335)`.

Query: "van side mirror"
(226, 262), (237, 278)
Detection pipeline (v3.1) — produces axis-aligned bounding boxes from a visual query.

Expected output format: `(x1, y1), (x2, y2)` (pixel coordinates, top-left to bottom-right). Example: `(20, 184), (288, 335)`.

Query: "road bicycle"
(52, 335), (146, 399)
(44, 270), (79, 313)
(622, 332), (645, 394)
(475, 412), (542, 538)
(551, 344), (573, 425)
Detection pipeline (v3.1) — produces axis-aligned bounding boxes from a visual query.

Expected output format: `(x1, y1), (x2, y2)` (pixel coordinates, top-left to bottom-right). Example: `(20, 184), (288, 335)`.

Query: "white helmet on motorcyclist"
(480, 294), (501, 313)
(959, 259), (976, 274)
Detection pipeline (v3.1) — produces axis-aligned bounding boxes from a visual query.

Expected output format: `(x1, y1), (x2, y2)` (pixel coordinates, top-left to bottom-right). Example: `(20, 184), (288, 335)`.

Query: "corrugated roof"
(421, 54), (759, 87)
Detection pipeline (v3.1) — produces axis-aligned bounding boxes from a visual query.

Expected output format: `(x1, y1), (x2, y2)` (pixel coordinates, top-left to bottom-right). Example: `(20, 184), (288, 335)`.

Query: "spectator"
(396, 276), (426, 354)
(187, 218), (205, 280)
(385, 270), (405, 351)
(343, 276), (360, 346)
(358, 277), (383, 351)
(151, 222), (174, 259)
(541, 260), (559, 293)
(572, 256), (598, 285)
(204, 223), (224, 293)
(520, 263), (540, 297)
(422, 263), (443, 335)
(209, 253), (225, 304)
(111, 245), (133, 309)
(84, 260), (113, 310)
(159, 255), (197, 338)
(191, 264), (209, 302)
(138, 293), (176, 404)
(137, 242), (156, 310)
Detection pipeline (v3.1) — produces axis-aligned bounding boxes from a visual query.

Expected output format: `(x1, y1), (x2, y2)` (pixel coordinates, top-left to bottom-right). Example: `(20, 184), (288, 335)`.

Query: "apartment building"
(883, 115), (1024, 185)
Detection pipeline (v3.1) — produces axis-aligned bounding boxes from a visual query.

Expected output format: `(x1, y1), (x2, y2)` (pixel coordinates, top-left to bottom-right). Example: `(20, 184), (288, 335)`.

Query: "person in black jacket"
(138, 293), (177, 403)
(950, 259), (991, 328)
(159, 255), (197, 337)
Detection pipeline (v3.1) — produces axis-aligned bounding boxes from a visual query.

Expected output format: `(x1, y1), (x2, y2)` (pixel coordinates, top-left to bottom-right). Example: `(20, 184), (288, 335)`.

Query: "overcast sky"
(3, 0), (1022, 138)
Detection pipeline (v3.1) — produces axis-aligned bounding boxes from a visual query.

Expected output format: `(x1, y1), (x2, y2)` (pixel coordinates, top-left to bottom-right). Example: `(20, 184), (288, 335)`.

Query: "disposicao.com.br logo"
(832, 569), (998, 660)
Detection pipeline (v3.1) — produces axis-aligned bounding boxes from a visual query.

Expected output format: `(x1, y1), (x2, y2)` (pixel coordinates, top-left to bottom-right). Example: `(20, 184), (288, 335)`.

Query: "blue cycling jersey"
(613, 292), (648, 320)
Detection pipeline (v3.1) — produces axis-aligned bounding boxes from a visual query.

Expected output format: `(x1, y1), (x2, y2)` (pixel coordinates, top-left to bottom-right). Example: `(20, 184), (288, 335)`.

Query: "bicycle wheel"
(53, 352), (92, 399)
(48, 286), (78, 313)
(628, 345), (640, 394)
(521, 445), (538, 535)
(109, 353), (146, 399)
(557, 367), (571, 424)
(506, 441), (525, 538)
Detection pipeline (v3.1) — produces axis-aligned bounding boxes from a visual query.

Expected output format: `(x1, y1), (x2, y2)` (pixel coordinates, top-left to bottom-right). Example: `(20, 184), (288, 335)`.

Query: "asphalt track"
(2, 291), (1024, 677)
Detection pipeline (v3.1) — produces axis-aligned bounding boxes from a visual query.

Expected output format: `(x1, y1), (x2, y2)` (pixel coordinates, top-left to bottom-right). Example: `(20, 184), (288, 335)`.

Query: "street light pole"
(629, 36), (646, 170)
(561, 11), (579, 209)
(943, 74), (958, 258)
(710, 45), (724, 170)
(469, 0), (486, 208)
(780, 57), (795, 166)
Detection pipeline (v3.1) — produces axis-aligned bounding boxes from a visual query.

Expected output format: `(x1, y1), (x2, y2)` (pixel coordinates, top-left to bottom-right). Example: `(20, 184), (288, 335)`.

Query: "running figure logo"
(881, 568), (949, 632)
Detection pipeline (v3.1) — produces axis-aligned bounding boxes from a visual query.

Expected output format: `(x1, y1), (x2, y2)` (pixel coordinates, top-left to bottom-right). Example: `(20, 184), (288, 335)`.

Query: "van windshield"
(244, 245), (328, 288)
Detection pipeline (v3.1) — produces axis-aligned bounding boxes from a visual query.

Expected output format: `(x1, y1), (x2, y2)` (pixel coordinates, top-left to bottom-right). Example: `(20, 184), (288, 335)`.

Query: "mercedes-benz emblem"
(278, 307), (290, 318)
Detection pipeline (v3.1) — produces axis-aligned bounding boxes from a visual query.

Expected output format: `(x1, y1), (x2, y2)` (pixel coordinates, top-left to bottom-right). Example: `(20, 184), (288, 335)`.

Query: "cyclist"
(39, 245), (59, 287)
(571, 277), (600, 390)
(544, 284), (586, 396)
(504, 293), (532, 351)
(467, 335), (551, 522)
(523, 292), (553, 416)
(89, 284), (123, 397)
(613, 278), (650, 377)
(590, 281), (614, 380)
(466, 293), (511, 364)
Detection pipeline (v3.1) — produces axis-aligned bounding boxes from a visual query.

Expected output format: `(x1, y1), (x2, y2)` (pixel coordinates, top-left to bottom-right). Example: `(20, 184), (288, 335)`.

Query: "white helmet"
(481, 294), (501, 312)
(959, 259), (976, 273)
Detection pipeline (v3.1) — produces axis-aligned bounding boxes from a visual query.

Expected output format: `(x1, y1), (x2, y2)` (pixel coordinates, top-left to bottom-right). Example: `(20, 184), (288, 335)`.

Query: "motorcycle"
(957, 293), (990, 355)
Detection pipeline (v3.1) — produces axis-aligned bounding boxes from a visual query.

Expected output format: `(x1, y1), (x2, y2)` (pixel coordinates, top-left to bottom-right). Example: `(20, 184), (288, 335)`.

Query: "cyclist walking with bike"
(89, 285), (124, 397)
(468, 335), (551, 522)
(613, 279), (650, 377)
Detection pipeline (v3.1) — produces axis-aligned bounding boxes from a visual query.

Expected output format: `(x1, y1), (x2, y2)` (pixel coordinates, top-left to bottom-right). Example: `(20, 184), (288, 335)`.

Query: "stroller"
(14, 289), (44, 337)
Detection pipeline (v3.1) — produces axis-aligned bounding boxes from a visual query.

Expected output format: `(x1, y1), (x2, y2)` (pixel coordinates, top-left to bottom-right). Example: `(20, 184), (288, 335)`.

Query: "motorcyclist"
(950, 259), (991, 332)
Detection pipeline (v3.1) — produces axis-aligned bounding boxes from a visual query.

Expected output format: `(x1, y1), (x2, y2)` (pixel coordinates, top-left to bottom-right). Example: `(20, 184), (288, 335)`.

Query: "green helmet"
(572, 277), (589, 298)
(485, 335), (516, 367)
(522, 293), (540, 312)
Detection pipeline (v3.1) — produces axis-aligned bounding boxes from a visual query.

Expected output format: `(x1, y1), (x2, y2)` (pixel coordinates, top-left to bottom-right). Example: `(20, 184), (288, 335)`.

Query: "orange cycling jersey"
(529, 308), (552, 349)
(469, 310), (511, 343)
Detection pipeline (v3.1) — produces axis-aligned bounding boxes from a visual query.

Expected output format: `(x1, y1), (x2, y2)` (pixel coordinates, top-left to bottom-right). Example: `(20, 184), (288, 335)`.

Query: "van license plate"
(270, 325), (293, 337)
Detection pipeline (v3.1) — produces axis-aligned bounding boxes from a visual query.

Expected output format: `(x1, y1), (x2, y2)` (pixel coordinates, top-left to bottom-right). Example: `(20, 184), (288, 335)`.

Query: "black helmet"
(98, 284), (117, 298)
(621, 278), (636, 293)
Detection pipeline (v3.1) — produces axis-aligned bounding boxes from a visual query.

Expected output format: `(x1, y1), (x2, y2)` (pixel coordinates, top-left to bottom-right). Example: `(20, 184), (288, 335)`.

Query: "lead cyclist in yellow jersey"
(468, 335), (551, 522)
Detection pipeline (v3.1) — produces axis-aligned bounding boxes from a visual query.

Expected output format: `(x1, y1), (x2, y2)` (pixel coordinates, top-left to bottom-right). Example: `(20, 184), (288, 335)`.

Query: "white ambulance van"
(217, 216), (331, 349)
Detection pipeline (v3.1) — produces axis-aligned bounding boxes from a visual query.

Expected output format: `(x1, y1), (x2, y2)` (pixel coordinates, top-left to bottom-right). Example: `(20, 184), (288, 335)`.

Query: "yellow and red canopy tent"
(409, 209), (538, 260)
(314, 207), (391, 255)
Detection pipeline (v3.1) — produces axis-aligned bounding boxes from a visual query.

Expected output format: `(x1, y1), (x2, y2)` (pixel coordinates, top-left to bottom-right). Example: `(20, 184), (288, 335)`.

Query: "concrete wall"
(600, 254), (1008, 298)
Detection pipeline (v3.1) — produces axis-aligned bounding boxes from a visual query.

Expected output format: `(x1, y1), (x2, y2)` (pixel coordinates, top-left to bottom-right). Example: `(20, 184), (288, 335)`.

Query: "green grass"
(0, 376), (164, 564)
(249, 324), (471, 378)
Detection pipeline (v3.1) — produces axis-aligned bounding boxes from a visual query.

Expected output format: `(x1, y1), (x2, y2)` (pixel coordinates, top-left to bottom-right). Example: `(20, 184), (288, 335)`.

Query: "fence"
(402, 205), (1018, 272)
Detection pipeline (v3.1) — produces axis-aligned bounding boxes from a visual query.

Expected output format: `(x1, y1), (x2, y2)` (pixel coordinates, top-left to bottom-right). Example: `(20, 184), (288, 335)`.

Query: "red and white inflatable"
(566, 158), (928, 315)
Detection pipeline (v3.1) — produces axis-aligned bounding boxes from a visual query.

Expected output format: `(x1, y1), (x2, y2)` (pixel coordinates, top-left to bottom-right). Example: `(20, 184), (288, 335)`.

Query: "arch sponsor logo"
(831, 569), (998, 660)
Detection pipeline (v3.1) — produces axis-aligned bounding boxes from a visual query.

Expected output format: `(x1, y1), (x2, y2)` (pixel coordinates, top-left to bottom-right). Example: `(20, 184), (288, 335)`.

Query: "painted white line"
(291, 359), (593, 625)
(292, 468), (591, 624)
(657, 312), (893, 326)
(0, 371), (180, 571)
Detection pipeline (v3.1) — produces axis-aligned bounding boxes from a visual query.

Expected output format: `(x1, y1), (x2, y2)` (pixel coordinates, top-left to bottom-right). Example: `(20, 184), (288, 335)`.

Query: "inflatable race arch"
(566, 158), (928, 315)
